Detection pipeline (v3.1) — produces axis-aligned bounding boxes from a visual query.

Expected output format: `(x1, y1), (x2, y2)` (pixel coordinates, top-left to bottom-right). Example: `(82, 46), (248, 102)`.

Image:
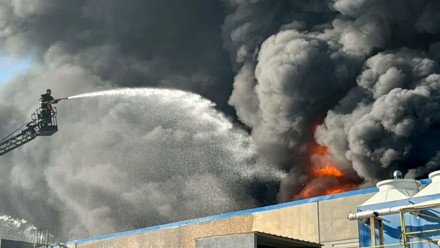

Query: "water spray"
(1, 87), (287, 239)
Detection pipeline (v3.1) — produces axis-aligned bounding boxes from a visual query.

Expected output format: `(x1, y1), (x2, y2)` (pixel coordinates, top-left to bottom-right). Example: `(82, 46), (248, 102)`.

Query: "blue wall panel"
(358, 194), (440, 247)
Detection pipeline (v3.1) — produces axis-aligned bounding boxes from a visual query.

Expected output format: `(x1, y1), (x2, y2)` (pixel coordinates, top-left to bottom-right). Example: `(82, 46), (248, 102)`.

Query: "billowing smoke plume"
(1, 0), (440, 241)
(317, 50), (440, 185)
(224, 0), (440, 201)
(0, 0), (273, 240)
(0, 68), (282, 239)
(0, 0), (234, 110)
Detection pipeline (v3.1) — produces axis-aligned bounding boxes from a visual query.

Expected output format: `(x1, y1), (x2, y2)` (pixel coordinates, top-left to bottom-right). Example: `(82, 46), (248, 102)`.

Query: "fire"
(325, 185), (354, 195)
(310, 145), (328, 156)
(301, 186), (321, 199)
(300, 184), (353, 198)
(314, 165), (344, 177)
(326, 188), (344, 195)
(294, 124), (355, 200)
(308, 142), (343, 178)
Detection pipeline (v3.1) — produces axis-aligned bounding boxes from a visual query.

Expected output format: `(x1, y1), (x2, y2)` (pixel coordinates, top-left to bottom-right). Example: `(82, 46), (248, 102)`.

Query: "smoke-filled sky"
(0, 0), (440, 241)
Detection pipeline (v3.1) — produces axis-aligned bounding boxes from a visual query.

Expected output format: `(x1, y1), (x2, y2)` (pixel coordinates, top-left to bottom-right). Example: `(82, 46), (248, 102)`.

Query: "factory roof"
(67, 178), (431, 246)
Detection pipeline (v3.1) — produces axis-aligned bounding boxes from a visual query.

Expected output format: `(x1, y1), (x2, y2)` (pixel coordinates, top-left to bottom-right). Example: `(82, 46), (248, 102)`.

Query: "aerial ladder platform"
(0, 98), (67, 157)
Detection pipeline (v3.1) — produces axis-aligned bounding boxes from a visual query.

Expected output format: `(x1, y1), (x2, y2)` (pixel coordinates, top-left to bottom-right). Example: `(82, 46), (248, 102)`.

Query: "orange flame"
(309, 142), (343, 178)
(301, 186), (321, 199)
(314, 165), (344, 177)
(325, 185), (354, 195)
(294, 124), (355, 199)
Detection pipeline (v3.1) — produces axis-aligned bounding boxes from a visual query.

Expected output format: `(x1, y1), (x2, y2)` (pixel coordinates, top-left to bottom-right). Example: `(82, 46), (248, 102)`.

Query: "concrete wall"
(68, 215), (254, 248)
(321, 239), (359, 248)
(318, 193), (372, 247)
(196, 233), (255, 248)
(68, 227), (181, 248)
(179, 215), (254, 248)
(252, 202), (320, 242)
(66, 192), (375, 248)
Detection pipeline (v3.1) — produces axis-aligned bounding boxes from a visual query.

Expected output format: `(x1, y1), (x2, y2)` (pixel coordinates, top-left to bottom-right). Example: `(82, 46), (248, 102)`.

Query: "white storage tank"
(360, 177), (421, 206)
(413, 170), (440, 197)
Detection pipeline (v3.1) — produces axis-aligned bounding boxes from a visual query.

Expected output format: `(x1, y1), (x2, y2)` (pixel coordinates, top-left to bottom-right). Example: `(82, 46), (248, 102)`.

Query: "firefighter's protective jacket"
(40, 93), (54, 110)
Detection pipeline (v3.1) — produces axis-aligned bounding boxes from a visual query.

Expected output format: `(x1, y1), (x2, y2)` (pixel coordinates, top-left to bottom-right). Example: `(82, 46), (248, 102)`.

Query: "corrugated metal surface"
(255, 231), (321, 247)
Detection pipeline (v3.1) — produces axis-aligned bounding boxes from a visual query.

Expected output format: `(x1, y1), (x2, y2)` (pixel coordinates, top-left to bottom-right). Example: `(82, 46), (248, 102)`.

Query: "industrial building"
(57, 171), (440, 247)
(61, 170), (440, 248)
(5, 170), (438, 248)
(62, 186), (377, 247)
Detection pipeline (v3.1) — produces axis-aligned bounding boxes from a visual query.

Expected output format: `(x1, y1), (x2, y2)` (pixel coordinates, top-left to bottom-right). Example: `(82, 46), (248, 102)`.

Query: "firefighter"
(40, 89), (58, 125)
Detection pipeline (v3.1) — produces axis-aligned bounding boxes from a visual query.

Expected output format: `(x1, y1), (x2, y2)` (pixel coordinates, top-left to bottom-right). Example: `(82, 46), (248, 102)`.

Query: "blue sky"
(0, 58), (31, 86)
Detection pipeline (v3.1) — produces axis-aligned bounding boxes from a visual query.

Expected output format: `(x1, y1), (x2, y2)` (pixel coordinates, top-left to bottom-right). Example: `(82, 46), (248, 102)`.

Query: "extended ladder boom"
(0, 123), (37, 156)
(0, 108), (59, 156)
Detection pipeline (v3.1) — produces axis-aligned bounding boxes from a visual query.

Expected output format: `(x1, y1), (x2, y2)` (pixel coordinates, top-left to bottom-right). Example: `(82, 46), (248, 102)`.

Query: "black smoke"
(224, 0), (440, 201)
(1, 0), (440, 241)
